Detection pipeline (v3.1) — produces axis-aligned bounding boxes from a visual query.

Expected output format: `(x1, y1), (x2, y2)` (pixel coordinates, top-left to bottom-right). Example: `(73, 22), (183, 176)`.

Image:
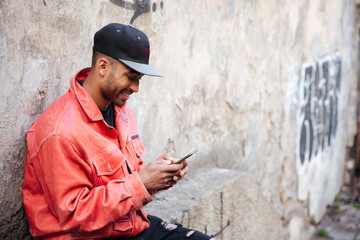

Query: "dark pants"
(30, 215), (215, 240)
(128, 215), (215, 240)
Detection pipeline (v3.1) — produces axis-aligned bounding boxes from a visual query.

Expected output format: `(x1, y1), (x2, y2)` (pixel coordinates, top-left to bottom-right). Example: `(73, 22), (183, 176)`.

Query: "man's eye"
(128, 75), (141, 81)
(127, 75), (137, 81)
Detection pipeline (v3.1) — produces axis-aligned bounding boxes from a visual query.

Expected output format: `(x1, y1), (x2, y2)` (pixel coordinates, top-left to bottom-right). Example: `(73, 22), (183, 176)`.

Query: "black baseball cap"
(93, 23), (162, 77)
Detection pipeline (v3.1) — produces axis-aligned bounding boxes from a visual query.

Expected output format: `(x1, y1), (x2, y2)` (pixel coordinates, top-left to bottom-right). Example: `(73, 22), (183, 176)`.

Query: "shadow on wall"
(177, 192), (231, 238)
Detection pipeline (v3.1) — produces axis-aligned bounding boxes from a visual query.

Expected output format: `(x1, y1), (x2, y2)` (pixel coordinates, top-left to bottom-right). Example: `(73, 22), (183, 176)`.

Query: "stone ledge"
(145, 168), (283, 240)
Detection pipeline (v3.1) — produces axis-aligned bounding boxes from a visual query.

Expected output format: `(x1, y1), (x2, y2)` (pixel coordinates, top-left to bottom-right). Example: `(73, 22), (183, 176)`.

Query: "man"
(22, 23), (215, 240)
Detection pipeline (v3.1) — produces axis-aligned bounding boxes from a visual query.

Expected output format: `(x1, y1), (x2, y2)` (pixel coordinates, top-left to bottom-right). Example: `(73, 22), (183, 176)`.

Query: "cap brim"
(119, 59), (163, 77)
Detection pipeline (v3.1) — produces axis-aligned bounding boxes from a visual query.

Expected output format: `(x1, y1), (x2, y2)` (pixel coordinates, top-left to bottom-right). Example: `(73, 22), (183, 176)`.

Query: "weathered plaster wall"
(0, 0), (358, 239)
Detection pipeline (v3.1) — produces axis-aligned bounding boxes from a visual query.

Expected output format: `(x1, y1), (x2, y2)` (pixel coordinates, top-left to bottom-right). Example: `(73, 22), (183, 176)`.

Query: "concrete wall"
(0, 0), (358, 239)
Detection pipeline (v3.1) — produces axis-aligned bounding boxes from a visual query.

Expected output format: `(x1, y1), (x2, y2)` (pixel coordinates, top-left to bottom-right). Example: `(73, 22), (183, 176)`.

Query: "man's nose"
(130, 79), (139, 93)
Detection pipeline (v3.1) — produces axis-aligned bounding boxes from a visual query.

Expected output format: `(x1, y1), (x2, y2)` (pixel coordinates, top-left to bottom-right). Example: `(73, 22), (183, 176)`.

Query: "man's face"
(101, 61), (143, 107)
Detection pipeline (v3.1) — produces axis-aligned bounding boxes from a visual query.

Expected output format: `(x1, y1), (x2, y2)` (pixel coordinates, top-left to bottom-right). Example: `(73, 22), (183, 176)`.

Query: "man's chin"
(113, 100), (126, 108)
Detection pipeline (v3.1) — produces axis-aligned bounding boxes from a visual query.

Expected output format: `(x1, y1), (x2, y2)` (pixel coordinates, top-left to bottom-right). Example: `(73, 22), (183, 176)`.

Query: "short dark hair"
(91, 47), (102, 68)
(91, 47), (117, 68)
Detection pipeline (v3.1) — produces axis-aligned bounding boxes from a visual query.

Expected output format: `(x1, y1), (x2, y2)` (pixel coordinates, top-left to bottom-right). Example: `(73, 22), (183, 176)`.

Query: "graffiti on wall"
(296, 53), (341, 166)
(110, 0), (163, 24)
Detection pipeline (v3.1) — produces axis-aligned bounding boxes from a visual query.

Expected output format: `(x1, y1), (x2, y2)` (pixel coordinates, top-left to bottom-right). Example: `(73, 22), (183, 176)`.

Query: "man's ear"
(97, 57), (109, 77)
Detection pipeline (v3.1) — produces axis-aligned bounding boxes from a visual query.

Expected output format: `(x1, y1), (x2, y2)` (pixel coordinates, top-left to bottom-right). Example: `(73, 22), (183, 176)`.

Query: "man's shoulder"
(28, 91), (80, 144)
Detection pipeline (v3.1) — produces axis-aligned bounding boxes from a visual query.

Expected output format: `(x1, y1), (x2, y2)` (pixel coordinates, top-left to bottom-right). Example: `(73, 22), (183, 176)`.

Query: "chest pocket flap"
(92, 146), (126, 176)
(130, 135), (145, 157)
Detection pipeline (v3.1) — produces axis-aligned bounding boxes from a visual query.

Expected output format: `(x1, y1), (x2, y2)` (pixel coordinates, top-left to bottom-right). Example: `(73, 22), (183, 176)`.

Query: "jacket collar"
(70, 68), (127, 122)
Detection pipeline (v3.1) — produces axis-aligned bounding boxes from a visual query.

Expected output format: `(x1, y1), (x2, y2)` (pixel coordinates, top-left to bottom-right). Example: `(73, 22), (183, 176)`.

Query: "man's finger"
(180, 167), (188, 177)
(166, 180), (177, 186)
(162, 159), (172, 164)
(163, 164), (183, 172)
(154, 158), (171, 165)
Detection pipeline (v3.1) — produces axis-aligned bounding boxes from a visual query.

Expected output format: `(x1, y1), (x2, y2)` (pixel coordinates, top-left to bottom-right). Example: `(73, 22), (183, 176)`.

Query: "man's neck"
(82, 70), (110, 111)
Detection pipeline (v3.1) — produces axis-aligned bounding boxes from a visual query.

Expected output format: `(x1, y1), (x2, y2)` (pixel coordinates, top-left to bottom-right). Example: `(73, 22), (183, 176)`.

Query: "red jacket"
(22, 68), (152, 239)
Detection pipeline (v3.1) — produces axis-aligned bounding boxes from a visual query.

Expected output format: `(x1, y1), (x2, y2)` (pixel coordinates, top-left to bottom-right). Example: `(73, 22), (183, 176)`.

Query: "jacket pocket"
(125, 138), (145, 173)
(113, 213), (133, 235)
(130, 138), (145, 157)
(92, 146), (127, 185)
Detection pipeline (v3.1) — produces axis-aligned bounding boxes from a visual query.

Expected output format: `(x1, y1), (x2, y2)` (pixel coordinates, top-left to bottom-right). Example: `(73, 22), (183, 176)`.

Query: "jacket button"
(108, 162), (112, 171)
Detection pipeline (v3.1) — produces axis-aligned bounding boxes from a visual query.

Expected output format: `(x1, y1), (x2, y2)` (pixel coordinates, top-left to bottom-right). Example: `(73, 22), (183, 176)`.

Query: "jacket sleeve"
(33, 134), (151, 233)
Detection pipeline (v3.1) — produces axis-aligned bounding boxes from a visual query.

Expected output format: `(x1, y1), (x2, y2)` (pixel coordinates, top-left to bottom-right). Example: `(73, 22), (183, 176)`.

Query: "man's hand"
(139, 154), (188, 191)
(168, 155), (188, 182)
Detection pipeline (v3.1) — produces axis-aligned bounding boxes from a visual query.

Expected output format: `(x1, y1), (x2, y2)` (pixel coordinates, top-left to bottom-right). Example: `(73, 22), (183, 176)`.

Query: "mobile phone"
(175, 149), (198, 164)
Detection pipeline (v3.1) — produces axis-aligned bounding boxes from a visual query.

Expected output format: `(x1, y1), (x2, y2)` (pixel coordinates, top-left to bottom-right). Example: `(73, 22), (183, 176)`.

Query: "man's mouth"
(120, 90), (132, 100)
